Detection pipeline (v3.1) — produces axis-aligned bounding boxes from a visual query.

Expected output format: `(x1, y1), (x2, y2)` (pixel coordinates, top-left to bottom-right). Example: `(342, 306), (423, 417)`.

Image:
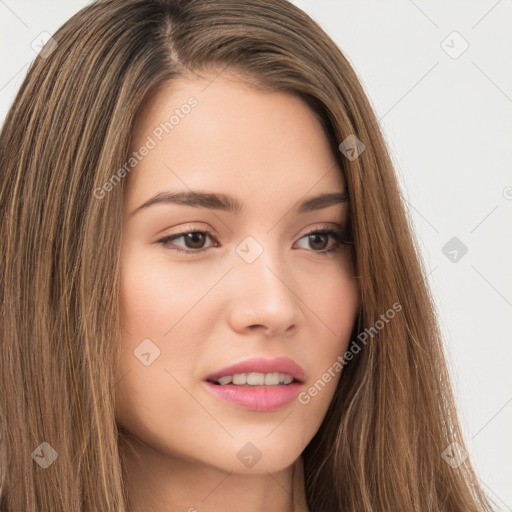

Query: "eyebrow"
(130, 189), (349, 216)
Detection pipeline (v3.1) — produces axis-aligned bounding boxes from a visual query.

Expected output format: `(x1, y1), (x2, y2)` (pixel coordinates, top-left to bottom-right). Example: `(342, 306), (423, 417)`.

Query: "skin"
(115, 71), (360, 512)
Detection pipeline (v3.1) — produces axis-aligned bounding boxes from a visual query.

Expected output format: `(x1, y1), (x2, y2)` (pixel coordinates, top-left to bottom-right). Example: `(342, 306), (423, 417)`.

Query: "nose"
(226, 245), (305, 337)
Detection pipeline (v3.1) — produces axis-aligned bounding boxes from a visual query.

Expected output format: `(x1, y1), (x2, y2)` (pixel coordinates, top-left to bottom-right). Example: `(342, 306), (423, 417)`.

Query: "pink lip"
(204, 381), (303, 412)
(203, 357), (306, 413)
(205, 357), (305, 383)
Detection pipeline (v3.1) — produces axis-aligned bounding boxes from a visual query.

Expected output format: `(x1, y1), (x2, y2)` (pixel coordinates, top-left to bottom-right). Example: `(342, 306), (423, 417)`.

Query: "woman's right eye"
(156, 229), (218, 254)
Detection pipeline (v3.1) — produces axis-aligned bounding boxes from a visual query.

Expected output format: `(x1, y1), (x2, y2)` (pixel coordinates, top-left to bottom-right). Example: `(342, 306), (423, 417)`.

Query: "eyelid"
(296, 223), (349, 241)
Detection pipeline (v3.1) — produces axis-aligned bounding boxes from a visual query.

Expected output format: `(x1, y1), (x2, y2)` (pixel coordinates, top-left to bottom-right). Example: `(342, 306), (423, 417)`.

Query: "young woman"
(0, 0), (495, 511)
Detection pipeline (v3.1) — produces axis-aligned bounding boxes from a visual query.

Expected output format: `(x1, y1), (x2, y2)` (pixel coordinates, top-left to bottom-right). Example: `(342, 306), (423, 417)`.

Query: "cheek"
(307, 260), (360, 354)
(299, 263), (360, 412)
(115, 244), (226, 424)
(119, 246), (180, 334)
(119, 245), (220, 336)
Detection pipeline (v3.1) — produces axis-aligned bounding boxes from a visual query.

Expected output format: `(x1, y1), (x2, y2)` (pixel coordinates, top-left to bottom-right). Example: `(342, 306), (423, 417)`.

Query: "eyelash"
(156, 223), (351, 256)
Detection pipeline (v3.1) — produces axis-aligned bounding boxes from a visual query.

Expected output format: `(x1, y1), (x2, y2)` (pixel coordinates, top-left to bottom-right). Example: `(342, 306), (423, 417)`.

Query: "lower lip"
(203, 381), (303, 412)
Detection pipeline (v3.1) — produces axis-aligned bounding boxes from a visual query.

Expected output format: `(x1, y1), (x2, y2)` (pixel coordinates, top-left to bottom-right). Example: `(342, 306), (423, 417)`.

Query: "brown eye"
(307, 233), (329, 251)
(157, 229), (218, 254)
(182, 232), (207, 249)
(295, 226), (348, 255)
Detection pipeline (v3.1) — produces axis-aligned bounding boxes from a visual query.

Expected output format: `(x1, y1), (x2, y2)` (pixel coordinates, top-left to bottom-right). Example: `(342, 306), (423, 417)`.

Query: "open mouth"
(203, 357), (305, 411)
(207, 372), (301, 387)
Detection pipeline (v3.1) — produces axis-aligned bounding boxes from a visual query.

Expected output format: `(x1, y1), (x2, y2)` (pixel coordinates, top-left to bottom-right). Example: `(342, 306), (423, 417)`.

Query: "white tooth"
(232, 373), (247, 385)
(282, 374), (294, 384)
(246, 372), (265, 385)
(278, 373), (294, 384)
(220, 372), (295, 386)
(264, 372), (281, 385)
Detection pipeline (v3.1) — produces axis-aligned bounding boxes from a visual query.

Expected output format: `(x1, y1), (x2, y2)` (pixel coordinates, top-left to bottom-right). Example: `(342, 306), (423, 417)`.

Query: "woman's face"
(115, 72), (360, 474)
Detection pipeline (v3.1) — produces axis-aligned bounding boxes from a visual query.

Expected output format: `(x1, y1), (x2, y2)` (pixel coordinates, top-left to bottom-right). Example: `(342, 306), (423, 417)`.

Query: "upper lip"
(205, 357), (305, 383)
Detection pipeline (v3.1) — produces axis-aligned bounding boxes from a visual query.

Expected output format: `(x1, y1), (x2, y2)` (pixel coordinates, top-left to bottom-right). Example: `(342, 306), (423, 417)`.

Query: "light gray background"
(1, 1), (511, 509)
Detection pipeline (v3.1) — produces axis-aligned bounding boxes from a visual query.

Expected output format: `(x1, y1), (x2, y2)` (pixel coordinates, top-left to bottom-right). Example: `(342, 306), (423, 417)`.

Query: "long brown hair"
(0, 0), (495, 510)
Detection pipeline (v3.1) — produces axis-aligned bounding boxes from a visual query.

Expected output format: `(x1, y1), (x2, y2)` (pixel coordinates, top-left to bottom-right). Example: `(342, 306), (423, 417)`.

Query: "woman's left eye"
(294, 228), (347, 254)
(156, 225), (349, 255)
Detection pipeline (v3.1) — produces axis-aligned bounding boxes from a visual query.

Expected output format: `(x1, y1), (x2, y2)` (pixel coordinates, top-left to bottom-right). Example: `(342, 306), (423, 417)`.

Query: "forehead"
(126, 73), (346, 208)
